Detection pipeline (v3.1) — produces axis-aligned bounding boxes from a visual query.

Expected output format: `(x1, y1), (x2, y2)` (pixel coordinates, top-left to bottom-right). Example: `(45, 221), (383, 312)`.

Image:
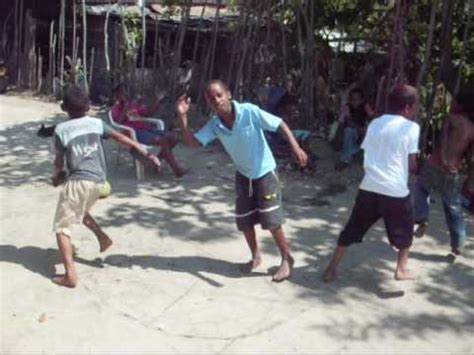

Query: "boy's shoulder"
(55, 116), (104, 141)
(56, 116), (102, 130)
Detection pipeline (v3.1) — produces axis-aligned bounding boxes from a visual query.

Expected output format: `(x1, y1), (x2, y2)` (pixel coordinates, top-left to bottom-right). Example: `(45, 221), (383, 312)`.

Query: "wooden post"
(72, 0), (77, 65)
(140, 0), (146, 95)
(191, 3), (207, 65)
(82, 0), (88, 93)
(17, 0), (24, 87)
(89, 47), (95, 85)
(37, 50), (43, 92)
(47, 20), (55, 94)
(207, 0), (221, 85)
(59, 0), (65, 88)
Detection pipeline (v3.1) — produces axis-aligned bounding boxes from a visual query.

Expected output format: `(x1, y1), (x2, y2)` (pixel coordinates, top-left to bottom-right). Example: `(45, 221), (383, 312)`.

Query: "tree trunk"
(104, 4), (114, 73)
(47, 20), (55, 94)
(191, 3), (207, 65)
(454, 3), (472, 95)
(416, 0), (438, 91)
(17, 0), (24, 87)
(385, 0), (402, 108)
(226, 8), (246, 86)
(59, 0), (65, 88)
(72, 1), (77, 65)
(82, 0), (88, 94)
(140, 0), (146, 95)
(171, 0), (191, 95)
(207, 0), (222, 84)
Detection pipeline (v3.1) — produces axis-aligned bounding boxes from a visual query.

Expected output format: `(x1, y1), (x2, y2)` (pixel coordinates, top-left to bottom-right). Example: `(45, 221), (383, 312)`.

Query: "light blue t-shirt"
(194, 101), (282, 179)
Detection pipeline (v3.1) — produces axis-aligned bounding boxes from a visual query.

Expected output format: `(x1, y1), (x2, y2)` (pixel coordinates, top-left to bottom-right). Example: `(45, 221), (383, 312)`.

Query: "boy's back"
(360, 114), (419, 198)
(54, 116), (108, 183)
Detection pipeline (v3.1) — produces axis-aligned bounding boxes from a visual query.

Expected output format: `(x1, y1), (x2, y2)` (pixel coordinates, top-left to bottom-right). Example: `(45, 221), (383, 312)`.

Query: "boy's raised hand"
(293, 146), (308, 168)
(147, 154), (161, 169)
(176, 95), (190, 117)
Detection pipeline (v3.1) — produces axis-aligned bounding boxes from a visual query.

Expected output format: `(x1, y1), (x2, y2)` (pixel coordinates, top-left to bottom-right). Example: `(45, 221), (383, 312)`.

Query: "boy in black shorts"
(323, 85), (420, 282)
(176, 80), (308, 282)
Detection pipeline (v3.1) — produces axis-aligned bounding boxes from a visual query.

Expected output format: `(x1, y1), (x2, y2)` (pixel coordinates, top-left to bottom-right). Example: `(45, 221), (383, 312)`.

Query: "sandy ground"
(0, 94), (473, 354)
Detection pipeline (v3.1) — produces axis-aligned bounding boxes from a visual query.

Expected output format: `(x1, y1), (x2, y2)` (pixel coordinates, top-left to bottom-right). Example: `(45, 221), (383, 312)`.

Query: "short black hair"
(206, 79), (230, 92)
(62, 86), (89, 114)
(387, 84), (418, 112)
(114, 83), (128, 94)
(455, 84), (474, 121)
(349, 88), (364, 98)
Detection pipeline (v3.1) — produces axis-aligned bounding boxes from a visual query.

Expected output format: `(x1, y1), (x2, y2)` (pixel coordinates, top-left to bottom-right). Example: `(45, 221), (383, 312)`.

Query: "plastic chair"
(107, 111), (165, 180)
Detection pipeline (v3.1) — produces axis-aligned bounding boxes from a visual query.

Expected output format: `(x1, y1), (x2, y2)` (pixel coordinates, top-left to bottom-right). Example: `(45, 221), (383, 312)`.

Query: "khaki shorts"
(53, 180), (104, 237)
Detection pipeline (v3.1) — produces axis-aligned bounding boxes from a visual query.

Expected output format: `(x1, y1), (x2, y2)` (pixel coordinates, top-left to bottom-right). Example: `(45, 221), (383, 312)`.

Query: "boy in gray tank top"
(51, 86), (160, 288)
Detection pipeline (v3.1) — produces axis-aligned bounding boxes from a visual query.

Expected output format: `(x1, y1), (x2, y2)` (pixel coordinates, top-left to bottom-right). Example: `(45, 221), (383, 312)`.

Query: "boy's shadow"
(0, 245), (59, 279)
(0, 244), (105, 280)
(0, 245), (267, 287)
(102, 254), (267, 287)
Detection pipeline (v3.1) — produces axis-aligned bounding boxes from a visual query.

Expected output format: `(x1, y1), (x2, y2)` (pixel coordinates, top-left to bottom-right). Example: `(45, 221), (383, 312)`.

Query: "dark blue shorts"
(135, 129), (165, 145)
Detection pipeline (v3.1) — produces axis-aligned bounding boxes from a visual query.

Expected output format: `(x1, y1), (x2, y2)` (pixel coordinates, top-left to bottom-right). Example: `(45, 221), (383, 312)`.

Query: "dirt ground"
(1, 94), (473, 353)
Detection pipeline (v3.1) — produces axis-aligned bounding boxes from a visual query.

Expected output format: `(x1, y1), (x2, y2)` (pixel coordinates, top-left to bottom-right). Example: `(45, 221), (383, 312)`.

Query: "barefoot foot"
(52, 274), (77, 288)
(99, 235), (113, 253)
(322, 267), (338, 283)
(272, 256), (294, 282)
(175, 168), (190, 179)
(394, 270), (415, 281)
(414, 222), (427, 238)
(240, 255), (262, 274)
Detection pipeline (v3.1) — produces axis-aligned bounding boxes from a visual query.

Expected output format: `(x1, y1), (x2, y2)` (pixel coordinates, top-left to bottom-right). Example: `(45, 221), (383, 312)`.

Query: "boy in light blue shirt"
(176, 80), (307, 282)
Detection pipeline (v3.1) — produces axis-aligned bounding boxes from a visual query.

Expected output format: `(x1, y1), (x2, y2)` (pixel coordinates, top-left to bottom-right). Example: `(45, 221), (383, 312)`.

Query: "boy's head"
(387, 84), (419, 119)
(61, 86), (89, 117)
(114, 83), (129, 103)
(348, 88), (364, 108)
(451, 84), (474, 122)
(274, 93), (299, 123)
(205, 80), (232, 116)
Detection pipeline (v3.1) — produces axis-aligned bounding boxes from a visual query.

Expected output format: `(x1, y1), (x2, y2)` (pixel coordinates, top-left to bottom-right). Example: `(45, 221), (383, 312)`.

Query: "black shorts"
(235, 171), (284, 231)
(338, 189), (414, 250)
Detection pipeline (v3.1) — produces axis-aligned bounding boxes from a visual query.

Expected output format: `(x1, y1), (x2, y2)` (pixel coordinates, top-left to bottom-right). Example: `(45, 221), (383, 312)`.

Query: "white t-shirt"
(360, 114), (420, 198)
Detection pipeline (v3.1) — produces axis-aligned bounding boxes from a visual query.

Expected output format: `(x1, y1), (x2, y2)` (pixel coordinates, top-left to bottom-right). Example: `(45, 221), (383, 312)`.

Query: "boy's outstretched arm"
(176, 95), (201, 149)
(278, 121), (308, 167)
(108, 129), (161, 168)
(51, 152), (65, 186)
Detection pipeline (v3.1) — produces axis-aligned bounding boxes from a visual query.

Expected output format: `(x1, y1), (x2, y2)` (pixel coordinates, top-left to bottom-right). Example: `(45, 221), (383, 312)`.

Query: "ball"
(100, 181), (112, 198)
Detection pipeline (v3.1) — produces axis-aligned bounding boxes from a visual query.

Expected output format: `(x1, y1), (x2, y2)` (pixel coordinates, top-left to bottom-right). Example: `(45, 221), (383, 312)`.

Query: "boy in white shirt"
(323, 85), (420, 282)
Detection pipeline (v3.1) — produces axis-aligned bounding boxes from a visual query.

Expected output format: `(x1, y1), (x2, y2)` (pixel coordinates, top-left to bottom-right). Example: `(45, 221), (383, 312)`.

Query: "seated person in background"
(335, 88), (375, 170)
(112, 83), (187, 178)
(265, 89), (314, 168)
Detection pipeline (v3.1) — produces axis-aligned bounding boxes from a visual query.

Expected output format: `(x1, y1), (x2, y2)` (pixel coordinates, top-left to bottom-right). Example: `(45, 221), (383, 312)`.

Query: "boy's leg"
(241, 227), (262, 273)
(235, 172), (260, 272)
(323, 246), (346, 282)
(53, 232), (78, 287)
(270, 226), (294, 282)
(83, 212), (113, 252)
(412, 177), (430, 238)
(255, 171), (293, 281)
(441, 174), (466, 254)
(395, 248), (414, 280)
(152, 135), (186, 177)
(323, 190), (379, 282)
(381, 194), (415, 280)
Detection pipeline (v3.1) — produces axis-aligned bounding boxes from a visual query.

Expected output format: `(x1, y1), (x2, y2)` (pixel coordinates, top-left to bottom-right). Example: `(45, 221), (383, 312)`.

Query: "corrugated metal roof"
(86, 3), (238, 24)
